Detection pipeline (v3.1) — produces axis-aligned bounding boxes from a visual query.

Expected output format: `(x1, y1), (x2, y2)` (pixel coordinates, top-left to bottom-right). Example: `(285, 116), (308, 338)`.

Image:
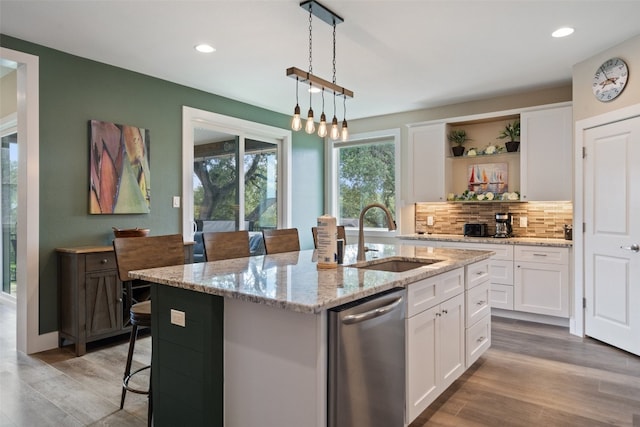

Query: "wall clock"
(592, 57), (629, 102)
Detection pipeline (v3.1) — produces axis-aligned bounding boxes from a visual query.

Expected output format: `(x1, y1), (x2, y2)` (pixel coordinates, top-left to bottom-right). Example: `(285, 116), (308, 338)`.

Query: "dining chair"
(203, 230), (251, 261)
(311, 225), (347, 249)
(262, 228), (301, 254)
(112, 233), (185, 427)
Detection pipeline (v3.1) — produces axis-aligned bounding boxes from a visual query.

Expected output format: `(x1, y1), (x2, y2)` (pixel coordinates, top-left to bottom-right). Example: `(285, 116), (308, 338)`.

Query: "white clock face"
(592, 57), (629, 102)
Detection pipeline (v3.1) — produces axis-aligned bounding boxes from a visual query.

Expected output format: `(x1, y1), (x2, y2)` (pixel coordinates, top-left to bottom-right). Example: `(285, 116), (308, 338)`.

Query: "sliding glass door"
(193, 132), (279, 233)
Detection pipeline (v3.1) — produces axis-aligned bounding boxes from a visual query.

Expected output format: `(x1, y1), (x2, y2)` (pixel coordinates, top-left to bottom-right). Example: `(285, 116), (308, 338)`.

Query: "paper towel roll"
(317, 215), (337, 269)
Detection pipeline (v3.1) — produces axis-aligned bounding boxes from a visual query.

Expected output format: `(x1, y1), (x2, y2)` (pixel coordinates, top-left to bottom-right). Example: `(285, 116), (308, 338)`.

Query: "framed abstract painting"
(89, 120), (151, 214)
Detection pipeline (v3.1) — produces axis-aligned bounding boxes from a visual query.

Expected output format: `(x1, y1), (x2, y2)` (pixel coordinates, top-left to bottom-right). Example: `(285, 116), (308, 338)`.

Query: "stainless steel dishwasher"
(328, 287), (406, 427)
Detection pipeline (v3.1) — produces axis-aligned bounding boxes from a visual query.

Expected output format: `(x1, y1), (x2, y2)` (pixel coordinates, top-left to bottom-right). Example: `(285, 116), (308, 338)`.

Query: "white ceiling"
(1, 1), (640, 120)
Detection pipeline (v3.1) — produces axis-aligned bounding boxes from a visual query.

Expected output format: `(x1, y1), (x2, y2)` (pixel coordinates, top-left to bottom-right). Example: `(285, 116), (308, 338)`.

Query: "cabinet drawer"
(515, 245), (568, 264)
(406, 267), (464, 318)
(490, 284), (514, 310)
(466, 313), (491, 368)
(85, 252), (117, 272)
(490, 259), (513, 285)
(466, 259), (490, 290)
(466, 281), (490, 327)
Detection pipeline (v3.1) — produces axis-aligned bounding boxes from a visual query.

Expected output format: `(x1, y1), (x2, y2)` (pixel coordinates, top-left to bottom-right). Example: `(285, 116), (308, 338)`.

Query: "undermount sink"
(351, 258), (444, 273)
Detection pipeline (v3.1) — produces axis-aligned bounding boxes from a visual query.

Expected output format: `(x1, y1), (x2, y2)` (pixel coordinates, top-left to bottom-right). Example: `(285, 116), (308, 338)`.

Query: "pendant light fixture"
(287, 0), (353, 140)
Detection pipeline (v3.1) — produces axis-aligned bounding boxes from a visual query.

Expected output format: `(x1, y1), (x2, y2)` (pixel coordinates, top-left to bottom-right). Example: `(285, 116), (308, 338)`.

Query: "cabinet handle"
(118, 298), (123, 303)
(476, 271), (485, 275)
(435, 312), (441, 317)
(100, 258), (109, 264)
(533, 253), (548, 257)
(476, 336), (486, 343)
(442, 309), (448, 314)
(476, 300), (486, 305)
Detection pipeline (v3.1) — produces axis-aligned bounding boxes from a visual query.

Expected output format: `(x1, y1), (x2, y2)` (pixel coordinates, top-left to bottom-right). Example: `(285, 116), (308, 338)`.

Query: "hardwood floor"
(1, 298), (639, 426)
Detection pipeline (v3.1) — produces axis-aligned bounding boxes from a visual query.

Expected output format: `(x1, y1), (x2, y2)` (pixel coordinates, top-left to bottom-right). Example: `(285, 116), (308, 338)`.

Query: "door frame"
(0, 47), (56, 353)
(573, 103), (640, 337)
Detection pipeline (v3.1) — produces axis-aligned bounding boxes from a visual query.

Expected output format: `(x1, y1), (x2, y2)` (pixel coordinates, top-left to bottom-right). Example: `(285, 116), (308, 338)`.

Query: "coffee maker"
(494, 212), (513, 238)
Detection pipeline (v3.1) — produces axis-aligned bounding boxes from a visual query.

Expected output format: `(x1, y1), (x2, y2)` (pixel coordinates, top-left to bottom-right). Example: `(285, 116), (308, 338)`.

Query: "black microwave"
(463, 223), (489, 237)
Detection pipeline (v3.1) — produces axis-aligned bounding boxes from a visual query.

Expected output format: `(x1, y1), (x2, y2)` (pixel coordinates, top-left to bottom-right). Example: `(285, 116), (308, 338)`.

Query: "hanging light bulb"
(329, 90), (340, 140)
(305, 81), (315, 134)
(341, 119), (348, 141)
(317, 89), (327, 137)
(292, 105), (302, 132)
(291, 77), (302, 131)
(330, 116), (340, 140)
(305, 108), (316, 134)
(340, 94), (349, 141)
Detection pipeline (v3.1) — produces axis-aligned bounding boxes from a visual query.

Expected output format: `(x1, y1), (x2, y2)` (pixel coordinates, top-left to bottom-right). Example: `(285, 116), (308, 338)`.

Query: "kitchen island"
(129, 243), (493, 427)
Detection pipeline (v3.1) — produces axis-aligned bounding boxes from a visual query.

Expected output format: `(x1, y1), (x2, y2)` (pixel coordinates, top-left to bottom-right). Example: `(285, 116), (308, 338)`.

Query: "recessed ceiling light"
(195, 44), (216, 53)
(552, 27), (574, 38)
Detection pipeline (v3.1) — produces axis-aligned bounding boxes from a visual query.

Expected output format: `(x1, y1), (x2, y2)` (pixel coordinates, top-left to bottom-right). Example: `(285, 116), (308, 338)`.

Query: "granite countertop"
(398, 234), (573, 248)
(129, 243), (493, 314)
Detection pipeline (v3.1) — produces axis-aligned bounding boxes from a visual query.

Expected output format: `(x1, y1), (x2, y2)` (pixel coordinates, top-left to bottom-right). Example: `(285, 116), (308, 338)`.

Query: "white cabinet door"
(514, 261), (569, 317)
(520, 105), (573, 201)
(406, 305), (439, 422)
(407, 123), (446, 202)
(439, 293), (466, 391)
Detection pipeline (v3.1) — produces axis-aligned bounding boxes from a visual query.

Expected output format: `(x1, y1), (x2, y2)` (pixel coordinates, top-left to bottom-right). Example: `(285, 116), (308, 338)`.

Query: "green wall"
(0, 35), (324, 333)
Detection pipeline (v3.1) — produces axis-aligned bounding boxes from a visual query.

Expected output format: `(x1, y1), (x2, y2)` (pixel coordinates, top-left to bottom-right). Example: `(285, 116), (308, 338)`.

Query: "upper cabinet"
(520, 105), (573, 201)
(407, 102), (572, 203)
(407, 122), (447, 202)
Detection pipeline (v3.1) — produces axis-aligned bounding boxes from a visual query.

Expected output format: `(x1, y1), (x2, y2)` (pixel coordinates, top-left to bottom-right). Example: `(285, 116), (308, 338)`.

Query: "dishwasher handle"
(342, 296), (404, 325)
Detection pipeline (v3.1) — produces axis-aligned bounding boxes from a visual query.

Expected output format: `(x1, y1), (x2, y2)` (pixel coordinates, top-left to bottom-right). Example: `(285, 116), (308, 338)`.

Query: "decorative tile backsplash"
(415, 201), (573, 239)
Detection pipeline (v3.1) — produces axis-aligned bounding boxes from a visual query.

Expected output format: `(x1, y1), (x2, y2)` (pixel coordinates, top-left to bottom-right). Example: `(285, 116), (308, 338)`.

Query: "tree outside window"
(332, 130), (400, 231)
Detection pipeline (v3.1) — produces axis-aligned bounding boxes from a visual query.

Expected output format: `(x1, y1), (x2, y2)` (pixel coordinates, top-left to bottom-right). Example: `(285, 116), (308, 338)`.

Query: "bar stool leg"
(120, 323), (138, 409)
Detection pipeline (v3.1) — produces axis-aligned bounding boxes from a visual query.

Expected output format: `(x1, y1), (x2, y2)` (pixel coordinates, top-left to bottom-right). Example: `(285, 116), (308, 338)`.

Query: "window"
(194, 136), (278, 231)
(328, 129), (401, 233)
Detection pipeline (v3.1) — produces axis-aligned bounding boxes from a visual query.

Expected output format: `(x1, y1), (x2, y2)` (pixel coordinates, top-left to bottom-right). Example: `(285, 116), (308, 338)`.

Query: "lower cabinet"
(406, 292), (465, 423)
(514, 246), (569, 317)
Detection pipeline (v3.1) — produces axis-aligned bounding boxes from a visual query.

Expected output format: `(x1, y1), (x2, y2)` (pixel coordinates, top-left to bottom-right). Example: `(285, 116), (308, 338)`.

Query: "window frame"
(182, 107), (292, 242)
(325, 128), (401, 237)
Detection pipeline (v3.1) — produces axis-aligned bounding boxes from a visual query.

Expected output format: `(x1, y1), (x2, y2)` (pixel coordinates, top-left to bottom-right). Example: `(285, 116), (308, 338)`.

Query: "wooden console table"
(56, 243), (193, 356)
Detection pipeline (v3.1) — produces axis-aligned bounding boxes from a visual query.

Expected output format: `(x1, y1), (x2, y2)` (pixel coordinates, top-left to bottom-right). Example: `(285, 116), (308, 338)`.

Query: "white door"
(584, 115), (640, 356)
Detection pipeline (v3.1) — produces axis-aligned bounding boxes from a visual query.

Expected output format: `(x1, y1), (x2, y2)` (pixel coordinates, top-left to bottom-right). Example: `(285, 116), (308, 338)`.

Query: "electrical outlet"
(170, 309), (186, 327)
(520, 216), (528, 227)
(172, 196), (180, 208)
(427, 216), (434, 226)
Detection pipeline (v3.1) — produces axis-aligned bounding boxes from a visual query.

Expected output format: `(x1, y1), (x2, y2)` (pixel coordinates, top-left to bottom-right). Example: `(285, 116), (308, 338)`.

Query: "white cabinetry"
(438, 242), (515, 310)
(520, 105), (573, 201)
(407, 123), (447, 202)
(464, 259), (491, 367)
(514, 245), (569, 317)
(407, 102), (572, 202)
(405, 268), (465, 423)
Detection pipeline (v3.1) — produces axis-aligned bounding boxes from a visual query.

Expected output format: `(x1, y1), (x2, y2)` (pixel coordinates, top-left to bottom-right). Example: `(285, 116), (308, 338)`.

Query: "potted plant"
(497, 120), (520, 152)
(448, 129), (471, 156)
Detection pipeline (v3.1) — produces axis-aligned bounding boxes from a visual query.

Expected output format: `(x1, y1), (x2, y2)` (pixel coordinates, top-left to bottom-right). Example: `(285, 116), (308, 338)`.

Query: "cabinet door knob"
(476, 300), (486, 305)
(442, 309), (448, 314)
(101, 258), (109, 264)
(477, 336), (486, 343)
